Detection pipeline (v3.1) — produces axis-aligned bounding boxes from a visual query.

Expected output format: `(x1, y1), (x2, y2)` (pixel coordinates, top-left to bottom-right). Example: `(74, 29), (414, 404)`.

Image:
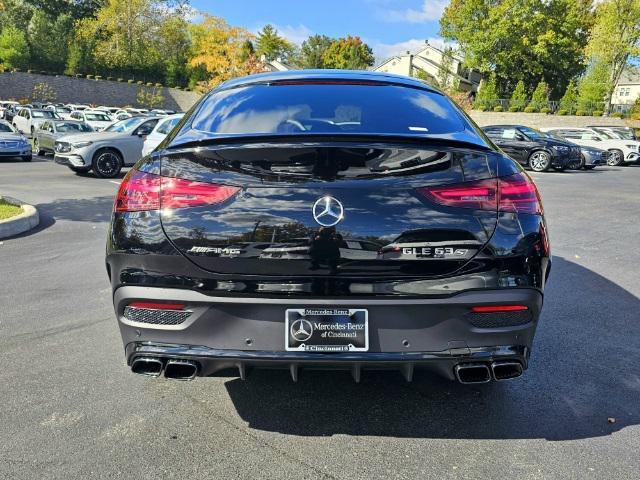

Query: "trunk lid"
(159, 141), (500, 278)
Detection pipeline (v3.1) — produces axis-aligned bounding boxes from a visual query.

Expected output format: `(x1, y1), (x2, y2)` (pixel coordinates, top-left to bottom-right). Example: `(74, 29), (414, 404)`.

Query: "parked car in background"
(33, 120), (94, 157)
(13, 107), (59, 137)
(65, 104), (90, 111)
(542, 131), (608, 170)
(587, 125), (637, 141)
(2, 103), (21, 123)
(113, 112), (133, 121)
(141, 113), (184, 156)
(540, 127), (640, 166)
(0, 120), (32, 161)
(54, 116), (159, 177)
(482, 125), (579, 172)
(69, 110), (113, 131)
(0, 101), (21, 119)
(45, 105), (74, 120)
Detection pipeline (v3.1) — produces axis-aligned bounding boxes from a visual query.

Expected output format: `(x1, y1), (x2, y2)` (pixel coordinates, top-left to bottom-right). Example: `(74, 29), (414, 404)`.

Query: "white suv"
(69, 110), (113, 131)
(13, 107), (58, 137)
(54, 116), (159, 177)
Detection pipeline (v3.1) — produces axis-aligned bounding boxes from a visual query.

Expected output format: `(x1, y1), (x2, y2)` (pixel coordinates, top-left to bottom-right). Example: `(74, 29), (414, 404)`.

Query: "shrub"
(540, 107), (551, 114)
(556, 109), (568, 116)
(524, 106), (537, 113)
(75, 73), (82, 78)
(155, 83), (162, 87)
(117, 78), (124, 82)
(137, 80), (143, 85)
(592, 110), (603, 117)
(493, 105), (503, 112)
(611, 112), (623, 118)
(475, 105), (486, 111)
(575, 110), (586, 116)
(527, 80), (549, 112)
(145, 82), (153, 86)
(86, 74), (93, 79)
(13, 68), (21, 72)
(127, 79), (134, 83)
(95, 75), (102, 80)
(508, 106), (520, 112)
(27, 69), (33, 73)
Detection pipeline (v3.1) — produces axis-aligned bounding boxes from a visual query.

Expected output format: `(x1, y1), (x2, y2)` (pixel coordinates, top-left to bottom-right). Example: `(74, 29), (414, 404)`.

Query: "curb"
(0, 196), (40, 239)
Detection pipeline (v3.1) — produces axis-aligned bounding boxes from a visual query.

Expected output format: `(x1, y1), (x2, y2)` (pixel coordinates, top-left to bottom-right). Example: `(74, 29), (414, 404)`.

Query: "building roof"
(617, 67), (640, 85)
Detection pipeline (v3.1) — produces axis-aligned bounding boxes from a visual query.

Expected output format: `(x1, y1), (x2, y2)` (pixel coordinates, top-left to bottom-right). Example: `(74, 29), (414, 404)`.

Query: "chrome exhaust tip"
(454, 363), (491, 384)
(491, 361), (523, 381)
(131, 357), (163, 377)
(164, 359), (198, 381)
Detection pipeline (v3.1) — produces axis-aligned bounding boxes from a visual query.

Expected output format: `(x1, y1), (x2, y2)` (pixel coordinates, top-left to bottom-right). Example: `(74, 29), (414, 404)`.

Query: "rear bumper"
(114, 286), (543, 381)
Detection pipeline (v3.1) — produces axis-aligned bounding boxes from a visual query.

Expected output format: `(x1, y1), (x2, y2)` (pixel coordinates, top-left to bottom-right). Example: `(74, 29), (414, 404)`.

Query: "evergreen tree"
(558, 79), (578, 114)
(509, 80), (527, 111)
(527, 80), (549, 111)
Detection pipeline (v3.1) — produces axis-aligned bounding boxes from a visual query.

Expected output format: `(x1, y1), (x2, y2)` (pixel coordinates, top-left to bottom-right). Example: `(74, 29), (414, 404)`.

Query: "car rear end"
(106, 72), (551, 384)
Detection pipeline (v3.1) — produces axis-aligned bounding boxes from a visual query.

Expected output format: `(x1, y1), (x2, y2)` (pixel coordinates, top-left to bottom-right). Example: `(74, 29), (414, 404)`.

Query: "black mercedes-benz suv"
(482, 124), (580, 172)
(106, 71), (551, 384)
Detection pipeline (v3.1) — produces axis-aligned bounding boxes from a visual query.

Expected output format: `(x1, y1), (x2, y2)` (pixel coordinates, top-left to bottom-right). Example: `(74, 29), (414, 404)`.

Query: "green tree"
(27, 11), (73, 72)
(255, 24), (294, 62)
(577, 60), (609, 113)
(509, 80), (527, 111)
(527, 80), (549, 111)
(0, 25), (30, 70)
(558, 79), (578, 114)
(297, 34), (333, 69)
(437, 46), (457, 90)
(586, 0), (640, 112)
(440, 0), (593, 97)
(137, 85), (164, 109)
(474, 73), (498, 110)
(322, 36), (374, 70)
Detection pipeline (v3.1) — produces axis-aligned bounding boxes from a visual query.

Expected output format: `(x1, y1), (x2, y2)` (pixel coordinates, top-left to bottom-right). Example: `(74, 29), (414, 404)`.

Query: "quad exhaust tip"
(455, 363), (491, 384)
(164, 359), (198, 381)
(491, 361), (523, 381)
(131, 357), (164, 377)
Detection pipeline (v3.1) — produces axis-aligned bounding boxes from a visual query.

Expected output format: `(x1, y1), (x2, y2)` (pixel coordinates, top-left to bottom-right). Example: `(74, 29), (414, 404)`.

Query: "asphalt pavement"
(1, 155), (639, 479)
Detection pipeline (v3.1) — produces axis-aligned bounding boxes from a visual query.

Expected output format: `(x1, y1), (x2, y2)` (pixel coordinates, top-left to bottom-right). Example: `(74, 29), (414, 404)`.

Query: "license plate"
(285, 308), (368, 352)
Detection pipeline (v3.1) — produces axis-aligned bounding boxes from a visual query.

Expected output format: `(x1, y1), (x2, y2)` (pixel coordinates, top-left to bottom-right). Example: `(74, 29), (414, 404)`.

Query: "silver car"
(34, 120), (94, 157)
(54, 116), (159, 177)
(0, 120), (32, 162)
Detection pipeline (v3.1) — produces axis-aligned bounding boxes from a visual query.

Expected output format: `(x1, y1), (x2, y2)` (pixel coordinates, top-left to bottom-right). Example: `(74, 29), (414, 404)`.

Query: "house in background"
(373, 41), (482, 93)
(261, 56), (293, 72)
(611, 68), (640, 107)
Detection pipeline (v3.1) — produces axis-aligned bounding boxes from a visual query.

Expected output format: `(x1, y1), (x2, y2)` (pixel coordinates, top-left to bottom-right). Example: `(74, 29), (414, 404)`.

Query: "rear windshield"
(56, 121), (92, 133)
(33, 110), (55, 118)
(192, 83), (465, 137)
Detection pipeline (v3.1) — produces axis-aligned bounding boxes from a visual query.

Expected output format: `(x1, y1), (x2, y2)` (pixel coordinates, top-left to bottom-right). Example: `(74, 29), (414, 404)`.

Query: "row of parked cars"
(0, 99), (183, 177)
(481, 124), (639, 171)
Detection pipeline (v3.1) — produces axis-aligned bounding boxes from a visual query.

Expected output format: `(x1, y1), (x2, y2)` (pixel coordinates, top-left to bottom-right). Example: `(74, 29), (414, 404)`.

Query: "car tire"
(528, 150), (551, 172)
(92, 148), (123, 178)
(21, 155), (32, 162)
(584, 165), (596, 170)
(34, 138), (45, 156)
(607, 149), (624, 166)
(569, 154), (585, 170)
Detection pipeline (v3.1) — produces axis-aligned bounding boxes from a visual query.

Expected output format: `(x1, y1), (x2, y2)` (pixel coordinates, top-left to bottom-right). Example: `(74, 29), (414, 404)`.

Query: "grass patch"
(0, 198), (23, 220)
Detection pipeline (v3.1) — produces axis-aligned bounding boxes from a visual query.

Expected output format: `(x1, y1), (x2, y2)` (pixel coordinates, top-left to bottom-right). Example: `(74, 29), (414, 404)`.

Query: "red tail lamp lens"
(417, 172), (543, 214)
(114, 170), (239, 212)
(471, 305), (529, 313)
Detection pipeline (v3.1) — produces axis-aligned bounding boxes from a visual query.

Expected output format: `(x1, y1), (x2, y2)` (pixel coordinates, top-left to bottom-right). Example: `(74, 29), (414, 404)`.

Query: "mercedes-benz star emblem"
(290, 319), (313, 342)
(312, 196), (344, 227)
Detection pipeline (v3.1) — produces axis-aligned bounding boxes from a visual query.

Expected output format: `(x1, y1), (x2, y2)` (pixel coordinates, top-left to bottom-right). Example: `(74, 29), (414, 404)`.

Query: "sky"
(189, 0), (451, 61)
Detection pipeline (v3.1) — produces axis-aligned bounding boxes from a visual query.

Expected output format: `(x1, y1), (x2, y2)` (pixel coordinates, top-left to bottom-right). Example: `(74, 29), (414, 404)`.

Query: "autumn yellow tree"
(188, 14), (264, 91)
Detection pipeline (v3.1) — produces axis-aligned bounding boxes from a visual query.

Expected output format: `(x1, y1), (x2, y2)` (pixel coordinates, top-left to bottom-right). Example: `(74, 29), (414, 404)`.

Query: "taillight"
(498, 172), (543, 214)
(417, 172), (543, 214)
(471, 305), (529, 313)
(114, 169), (240, 213)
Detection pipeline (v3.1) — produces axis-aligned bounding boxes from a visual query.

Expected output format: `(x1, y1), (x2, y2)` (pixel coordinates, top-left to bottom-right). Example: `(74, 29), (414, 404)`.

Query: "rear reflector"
(417, 172), (543, 214)
(128, 301), (185, 310)
(114, 170), (240, 213)
(471, 305), (529, 313)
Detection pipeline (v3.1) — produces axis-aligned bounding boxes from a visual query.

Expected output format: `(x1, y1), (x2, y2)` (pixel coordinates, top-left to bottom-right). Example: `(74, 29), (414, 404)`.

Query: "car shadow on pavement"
(225, 256), (640, 441)
(36, 195), (116, 224)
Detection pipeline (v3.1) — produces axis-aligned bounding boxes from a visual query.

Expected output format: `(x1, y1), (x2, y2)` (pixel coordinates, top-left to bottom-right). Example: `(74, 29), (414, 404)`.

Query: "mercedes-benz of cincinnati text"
(106, 71), (551, 384)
